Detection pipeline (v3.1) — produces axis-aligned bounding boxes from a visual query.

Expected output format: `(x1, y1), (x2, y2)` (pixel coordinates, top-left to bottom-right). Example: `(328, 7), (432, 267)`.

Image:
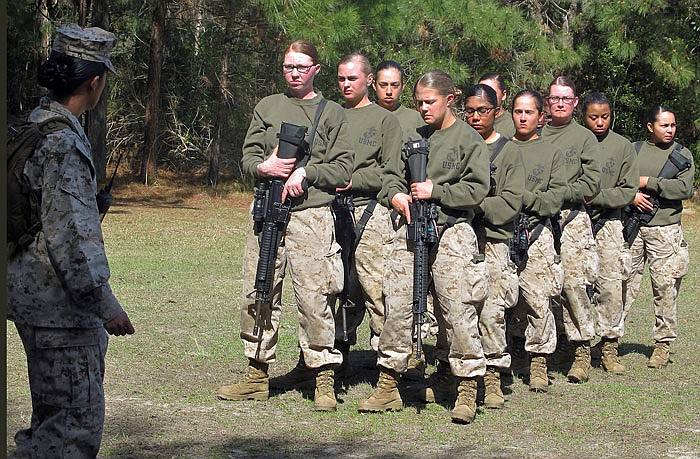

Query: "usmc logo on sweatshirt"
(528, 164), (545, 185)
(442, 149), (460, 170)
(602, 157), (616, 176)
(358, 127), (378, 147)
(564, 147), (579, 166)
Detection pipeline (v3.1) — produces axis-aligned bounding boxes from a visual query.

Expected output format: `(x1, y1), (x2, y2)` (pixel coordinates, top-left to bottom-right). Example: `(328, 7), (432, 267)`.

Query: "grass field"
(6, 182), (700, 459)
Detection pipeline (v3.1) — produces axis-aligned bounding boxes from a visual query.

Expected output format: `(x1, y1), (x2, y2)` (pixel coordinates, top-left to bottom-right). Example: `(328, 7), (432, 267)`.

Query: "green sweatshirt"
(636, 140), (695, 226)
(588, 129), (638, 222)
(392, 105), (425, 143)
(380, 119), (490, 226)
(494, 109), (516, 139)
(515, 137), (567, 228)
(541, 120), (601, 206)
(241, 92), (354, 211)
(344, 103), (403, 207)
(476, 135), (525, 240)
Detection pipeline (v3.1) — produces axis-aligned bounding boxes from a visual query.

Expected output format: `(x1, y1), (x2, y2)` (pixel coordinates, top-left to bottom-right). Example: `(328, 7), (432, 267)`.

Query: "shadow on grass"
(619, 341), (655, 358)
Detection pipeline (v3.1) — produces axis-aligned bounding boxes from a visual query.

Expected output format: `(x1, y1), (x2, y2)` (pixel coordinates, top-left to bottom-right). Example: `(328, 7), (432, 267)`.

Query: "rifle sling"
(527, 217), (551, 246)
(354, 199), (377, 242)
(298, 98), (328, 168)
(489, 135), (510, 163)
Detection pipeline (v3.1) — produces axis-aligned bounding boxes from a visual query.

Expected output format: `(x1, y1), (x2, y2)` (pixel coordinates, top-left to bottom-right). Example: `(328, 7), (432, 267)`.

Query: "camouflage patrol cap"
(52, 24), (117, 75)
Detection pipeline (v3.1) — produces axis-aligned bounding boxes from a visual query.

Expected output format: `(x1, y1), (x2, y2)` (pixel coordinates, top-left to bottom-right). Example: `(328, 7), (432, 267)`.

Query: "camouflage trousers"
(378, 221), (488, 378)
(556, 209), (598, 342)
(624, 223), (689, 343)
(593, 219), (631, 339)
(476, 240), (519, 369)
(13, 324), (108, 459)
(240, 206), (344, 368)
(513, 226), (563, 354)
(334, 203), (393, 350)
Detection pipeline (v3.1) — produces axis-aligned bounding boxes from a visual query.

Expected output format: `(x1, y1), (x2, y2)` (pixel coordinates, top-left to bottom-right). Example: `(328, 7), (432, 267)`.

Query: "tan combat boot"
(648, 342), (671, 368)
(601, 338), (625, 374)
(567, 340), (591, 383)
(483, 366), (505, 409)
(314, 366), (337, 411)
(529, 354), (548, 392)
(452, 377), (478, 424)
(421, 360), (455, 403)
(358, 368), (403, 412)
(218, 359), (269, 401)
(404, 341), (426, 381)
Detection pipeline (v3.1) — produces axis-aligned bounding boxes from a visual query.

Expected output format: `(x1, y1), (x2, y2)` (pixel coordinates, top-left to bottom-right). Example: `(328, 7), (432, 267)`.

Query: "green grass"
(6, 189), (700, 458)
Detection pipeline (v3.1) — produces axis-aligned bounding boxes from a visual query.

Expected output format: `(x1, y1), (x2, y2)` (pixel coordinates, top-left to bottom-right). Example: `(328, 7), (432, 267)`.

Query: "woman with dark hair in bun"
(7, 24), (134, 458)
(624, 106), (694, 369)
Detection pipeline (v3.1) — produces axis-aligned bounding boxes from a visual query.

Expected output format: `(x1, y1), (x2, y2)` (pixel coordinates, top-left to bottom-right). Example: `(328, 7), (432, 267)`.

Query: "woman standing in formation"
(332, 52), (403, 361)
(360, 70), (490, 424)
(624, 106), (694, 368)
(540, 76), (601, 384)
(478, 72), (516, 139)
(581, 92), (638, 374)
(373, 60), (425, 138)
(509, 90), (567, 392)
(373, 60), (432, 375)
(218, 40), (354, 412)
(463, 84), (524, 408)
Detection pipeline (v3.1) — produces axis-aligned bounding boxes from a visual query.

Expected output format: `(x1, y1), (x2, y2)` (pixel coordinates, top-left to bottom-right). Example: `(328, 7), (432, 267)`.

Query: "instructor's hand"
(104, 311), (135, 336)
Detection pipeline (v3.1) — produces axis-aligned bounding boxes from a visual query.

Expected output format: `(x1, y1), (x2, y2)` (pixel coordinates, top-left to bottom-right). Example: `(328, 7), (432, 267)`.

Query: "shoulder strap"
(304, 96), (328, 160)
(489, 136), (510, 163)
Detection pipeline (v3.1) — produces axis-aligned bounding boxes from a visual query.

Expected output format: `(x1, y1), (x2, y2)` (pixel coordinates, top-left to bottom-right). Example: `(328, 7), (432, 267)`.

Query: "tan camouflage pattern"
(14, 324), (108, 459)
(52, 24), (117, 74)
(7, 98), (124, 329)
(477, 240), (519, 369)
(593, 219), (630, 339)
(240, 206), (344, 368)
(378, 221), (488, 378)
(338, 203), (393, 350)
(624, 224), (688, 343)
(558, 209), (598, 342)
(514, 226), (561, 354)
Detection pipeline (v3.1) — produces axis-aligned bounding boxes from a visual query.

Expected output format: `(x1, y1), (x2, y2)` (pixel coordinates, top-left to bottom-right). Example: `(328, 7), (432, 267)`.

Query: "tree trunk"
(208, 1), (237, 187)
(140, 0), (167, 185)
(87, 0), (110, 184)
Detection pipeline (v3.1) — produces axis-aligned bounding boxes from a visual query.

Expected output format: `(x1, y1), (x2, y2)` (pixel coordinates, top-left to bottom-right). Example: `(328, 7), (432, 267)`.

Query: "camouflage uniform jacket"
(7, 97), (123, 328)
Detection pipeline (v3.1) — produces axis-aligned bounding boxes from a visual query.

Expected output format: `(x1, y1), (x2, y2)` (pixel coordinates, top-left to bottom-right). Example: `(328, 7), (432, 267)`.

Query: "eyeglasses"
(464, 106), (496, 116)
(282, 64), (314, 74)
(546, 96), (577, 105)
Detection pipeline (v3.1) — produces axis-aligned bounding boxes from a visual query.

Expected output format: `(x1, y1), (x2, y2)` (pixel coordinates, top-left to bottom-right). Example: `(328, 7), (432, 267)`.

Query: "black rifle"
(405, 138), (438, 361)
(97, 150), (125, 222)
(249, 123), (309, 339)
(622, 145), (690, 243)
(331, 192), (357, 342)
(510, 213), (530, 267)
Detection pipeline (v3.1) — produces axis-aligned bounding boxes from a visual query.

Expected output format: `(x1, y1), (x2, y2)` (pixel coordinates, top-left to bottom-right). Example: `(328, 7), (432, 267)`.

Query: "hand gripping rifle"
(249, 123), (309, 340)
(331, 191), (357, 342)
(622, 145), (691, 243)
(406, 139), (438, 361)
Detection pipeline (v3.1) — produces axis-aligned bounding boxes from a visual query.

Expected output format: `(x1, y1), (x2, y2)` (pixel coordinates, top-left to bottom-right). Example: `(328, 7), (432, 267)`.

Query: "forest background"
(7, 0), (700, 188)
